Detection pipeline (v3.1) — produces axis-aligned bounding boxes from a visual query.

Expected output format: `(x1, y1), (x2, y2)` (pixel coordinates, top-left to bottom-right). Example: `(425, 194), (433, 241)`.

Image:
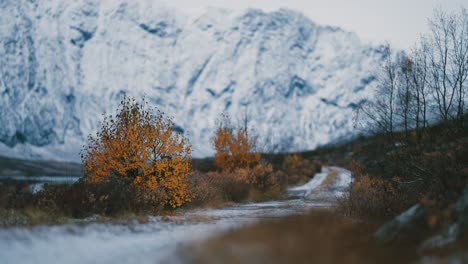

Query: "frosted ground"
(0, 167), (351, 264)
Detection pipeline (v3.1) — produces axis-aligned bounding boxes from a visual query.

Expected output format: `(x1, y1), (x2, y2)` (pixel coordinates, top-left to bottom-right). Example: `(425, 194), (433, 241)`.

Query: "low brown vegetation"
(190, 162), (288, 206)
(338, 124), (468, 220)
(282, 154), (322, 185)
(191, 114), (292, 206)
(0, 207), (66, 227)
(0, 180), (165, 219)
(338, 174), (406, 219)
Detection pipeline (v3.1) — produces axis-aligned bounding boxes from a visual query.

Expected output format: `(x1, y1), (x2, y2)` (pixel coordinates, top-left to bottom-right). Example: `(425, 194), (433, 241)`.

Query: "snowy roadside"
(288, 166), (352, 203)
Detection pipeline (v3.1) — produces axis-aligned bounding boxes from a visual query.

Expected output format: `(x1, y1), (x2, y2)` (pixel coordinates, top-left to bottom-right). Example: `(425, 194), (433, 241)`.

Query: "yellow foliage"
(81, 97), (192, 208)
(213, 114), (260, 172)
(283, 154), (303, 170)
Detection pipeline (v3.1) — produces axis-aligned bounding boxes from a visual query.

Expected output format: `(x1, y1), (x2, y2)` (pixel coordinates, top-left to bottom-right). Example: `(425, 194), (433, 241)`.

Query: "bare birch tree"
(426, 8), (468, 127)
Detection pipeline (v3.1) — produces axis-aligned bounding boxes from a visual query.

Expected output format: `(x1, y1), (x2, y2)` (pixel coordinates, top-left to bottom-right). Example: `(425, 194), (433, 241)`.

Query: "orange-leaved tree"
(213, 113), (260, 172)
(81, 97), (192, 208)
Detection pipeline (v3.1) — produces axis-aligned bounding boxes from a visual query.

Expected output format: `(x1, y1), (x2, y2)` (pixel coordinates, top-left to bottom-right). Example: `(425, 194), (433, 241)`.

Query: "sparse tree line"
(341, 9), (468, 221)
(359, 8), (468, 140)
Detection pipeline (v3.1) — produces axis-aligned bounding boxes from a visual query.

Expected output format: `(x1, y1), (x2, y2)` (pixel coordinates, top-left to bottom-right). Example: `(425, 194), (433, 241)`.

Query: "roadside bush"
(247, 166), (287, 201)
(81, 97), (192, 209)
(338, 159), (411, 219)
(283, 154), (322, 185)
(208, 114), (286, 202)
(189, 163), (288, 206)
(0, 183), (35, 209)
(283, 154), (303, 170)
(248, 163), (285, 192)
(338, 160), (426, 219)
(338, 174), (405, 219)
(217, 171), (251, 202)
(35, 179), (167, 217)
(36, 183), (96, 217)
(221, 163), (287, 202)
(188, 172), (225, 207)
(213, 114), (260, 172)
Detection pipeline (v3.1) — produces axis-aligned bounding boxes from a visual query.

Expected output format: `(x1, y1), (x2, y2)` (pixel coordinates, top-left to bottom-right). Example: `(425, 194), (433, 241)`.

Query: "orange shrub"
(213, 114), (260, 172)
(246, 163), (287, 200)
(81, 97), (192, 208)
(283, 154), (302, 170)
(208, 114), (287, 202)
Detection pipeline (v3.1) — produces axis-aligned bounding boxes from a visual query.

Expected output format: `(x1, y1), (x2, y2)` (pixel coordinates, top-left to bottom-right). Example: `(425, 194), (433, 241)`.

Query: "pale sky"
(162, 0), (467, 50)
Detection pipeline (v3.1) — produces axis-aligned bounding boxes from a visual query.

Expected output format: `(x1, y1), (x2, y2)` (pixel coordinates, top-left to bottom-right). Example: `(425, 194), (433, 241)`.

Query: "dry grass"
(282, 155), (322, 185)
(188, 163), (287, 207)
(337, 174), (409, 219)
(181, 209), (419, 264)
(0, 208), (67, 227)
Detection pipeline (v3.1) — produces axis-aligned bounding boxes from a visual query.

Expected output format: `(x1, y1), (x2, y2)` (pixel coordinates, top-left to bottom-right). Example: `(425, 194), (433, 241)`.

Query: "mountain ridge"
(0, 0), (386, 161)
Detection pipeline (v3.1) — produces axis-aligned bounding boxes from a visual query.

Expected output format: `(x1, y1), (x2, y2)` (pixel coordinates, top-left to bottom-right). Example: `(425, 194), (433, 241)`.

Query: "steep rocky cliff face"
(0, 0), (385, 161)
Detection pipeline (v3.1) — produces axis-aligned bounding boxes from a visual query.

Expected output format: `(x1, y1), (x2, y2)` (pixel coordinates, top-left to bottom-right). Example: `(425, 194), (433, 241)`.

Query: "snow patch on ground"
(288, 166), (352, 202)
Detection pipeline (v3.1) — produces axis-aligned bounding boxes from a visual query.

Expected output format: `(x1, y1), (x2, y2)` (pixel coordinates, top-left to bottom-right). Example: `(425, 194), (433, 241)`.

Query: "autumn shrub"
(35, 183), (95, 217)
(247, 164), (288, 201)
(81, 97), (192, 209)
(189, 163), (287, 205)
(34, 179), (169, 217)
(283, 154), (322, 185)
(338, 157), (429, 219)
(188, 172), (225, 207)
(217, 171), (251, 202)
(338, 174), (404, 218)
(210, 114), (287, 201)
(224, 163), (287, 202)
(192, 170), (250, 203)
(283, 154), (303, 170)
(213, 114), (260, 172)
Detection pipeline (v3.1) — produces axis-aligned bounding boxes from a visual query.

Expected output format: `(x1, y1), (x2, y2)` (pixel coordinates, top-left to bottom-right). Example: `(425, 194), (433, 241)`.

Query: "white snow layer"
(288, 166), (352, 201)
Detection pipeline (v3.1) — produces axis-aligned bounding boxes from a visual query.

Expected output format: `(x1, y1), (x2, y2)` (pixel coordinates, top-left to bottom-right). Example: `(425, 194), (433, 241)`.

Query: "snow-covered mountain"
(0, 0), (385, 161)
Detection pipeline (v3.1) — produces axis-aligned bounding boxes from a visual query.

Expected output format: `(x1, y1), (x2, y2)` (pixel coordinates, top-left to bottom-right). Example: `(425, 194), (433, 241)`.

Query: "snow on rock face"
(0, 0), (385, 161)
